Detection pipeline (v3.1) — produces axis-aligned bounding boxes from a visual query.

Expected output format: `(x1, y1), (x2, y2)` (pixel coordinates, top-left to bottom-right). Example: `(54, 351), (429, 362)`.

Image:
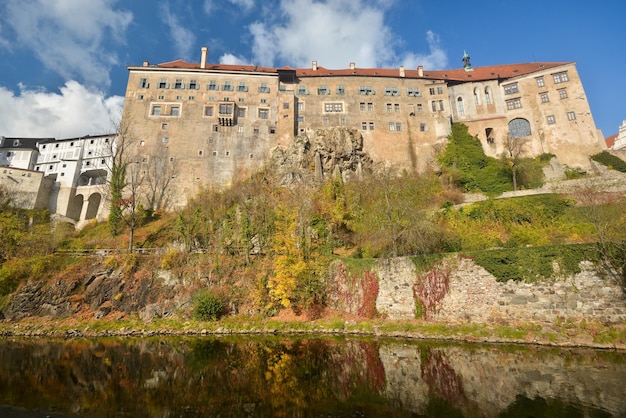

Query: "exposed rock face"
(3, 263), (192, 322)
(270, 127), (373, 185)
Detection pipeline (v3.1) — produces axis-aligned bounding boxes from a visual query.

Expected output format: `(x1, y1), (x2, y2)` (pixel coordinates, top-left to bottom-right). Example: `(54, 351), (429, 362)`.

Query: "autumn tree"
(144, 146), (177, 212)
(502, 134), (528, 191)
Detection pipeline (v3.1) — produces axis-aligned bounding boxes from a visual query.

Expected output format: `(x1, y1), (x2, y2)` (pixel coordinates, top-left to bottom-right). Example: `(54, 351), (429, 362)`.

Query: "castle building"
(118, 49), (603, 207)
(0, 134), (114, 222)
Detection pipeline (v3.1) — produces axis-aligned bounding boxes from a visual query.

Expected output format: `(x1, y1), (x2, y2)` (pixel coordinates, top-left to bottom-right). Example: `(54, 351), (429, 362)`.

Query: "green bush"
(192, 290), (226, 321)
(591, 151), (626, 172)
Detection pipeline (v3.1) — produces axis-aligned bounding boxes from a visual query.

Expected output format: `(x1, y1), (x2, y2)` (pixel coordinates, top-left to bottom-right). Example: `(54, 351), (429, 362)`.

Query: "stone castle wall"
(374, 256), (626, 324)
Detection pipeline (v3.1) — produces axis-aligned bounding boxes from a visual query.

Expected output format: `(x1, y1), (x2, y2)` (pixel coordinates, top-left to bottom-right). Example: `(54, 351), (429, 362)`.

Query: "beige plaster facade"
(121, 50), (604, 207)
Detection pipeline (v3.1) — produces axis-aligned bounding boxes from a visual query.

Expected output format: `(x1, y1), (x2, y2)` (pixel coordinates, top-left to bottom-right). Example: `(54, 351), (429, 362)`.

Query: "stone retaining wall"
(375, 256), (626, 324)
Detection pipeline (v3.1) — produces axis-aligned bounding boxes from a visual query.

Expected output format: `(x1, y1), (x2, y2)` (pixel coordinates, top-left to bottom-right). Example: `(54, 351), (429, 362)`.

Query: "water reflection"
(0, 336), (623, 417)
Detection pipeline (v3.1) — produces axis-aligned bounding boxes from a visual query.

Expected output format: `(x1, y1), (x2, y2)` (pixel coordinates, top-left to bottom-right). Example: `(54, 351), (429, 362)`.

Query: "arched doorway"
(85, 193), (101, 220)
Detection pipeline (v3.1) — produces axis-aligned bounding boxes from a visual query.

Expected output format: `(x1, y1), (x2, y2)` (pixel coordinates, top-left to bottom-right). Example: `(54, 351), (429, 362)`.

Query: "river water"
(0, 336), (624, 417)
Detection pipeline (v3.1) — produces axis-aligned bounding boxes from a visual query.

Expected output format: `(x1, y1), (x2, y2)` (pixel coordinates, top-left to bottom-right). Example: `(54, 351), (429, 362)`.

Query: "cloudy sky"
(0, 0), (623, 139)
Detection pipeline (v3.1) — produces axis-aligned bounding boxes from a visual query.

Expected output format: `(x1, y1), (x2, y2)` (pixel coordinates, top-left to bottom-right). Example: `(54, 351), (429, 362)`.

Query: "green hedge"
(469, 243), (600, 282)
(591, 151), (626, 172)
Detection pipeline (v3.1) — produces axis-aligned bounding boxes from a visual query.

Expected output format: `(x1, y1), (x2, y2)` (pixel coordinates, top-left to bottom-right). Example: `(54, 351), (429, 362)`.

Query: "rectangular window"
(170, 105), (180, 116)
(204, 106), (214, 116)
(367, 102), (373, 111)
(369, 122), (375, 130)
(361, 122), (367, 130)
(238, 107), (246, 118)
(360, 102), (365, 111)
(429, 87), (436, 95)
(283, 102), (290, 109)
(297, 102), (304, 111)
(431, 101), (437, 112)
(151, 105), (161, 116)
(358, 86), (374, 95)
(139, 78), (149, 88)
(389, 122), (395, 131)
(567, 111), (576, 120)
(396, 123), (402, 131)
(296, 116), (304, 122)
(208, 80), (218, 90)
(259, 109), (269, 119)
(336, 84), (345, 95)
(238, 126), (244, 133)
(386, 103), (392, 112)
(222, 81), (233, 91)
(503, 82), (519, 95)
(559, 88), (568, 99)
(420, 123), (428, 132)
(540, 92), (549, 103)
(437, 87), (444, 95)
(219, 103), (233, 114)
(212, 124), (218, 132)
(158, 78), (168, 89)
(407, 87), (421, 97)
(384, 87), (399, 96)
(536, 77), (544, 87)
(323, 117), (329, 126)
(318, 85), (329, 95)
(162, 137), (169, 143)
(547, 115), (556, 124)
(258, 82), (270, 93)
(174, 79), (184, 89)
(394, 103), (400, 112)
(553, 71), (569, 84)
(506, 98), (522, 110)
(297, 85), (308, 95)
(188, 79), (198, 90)
(417, 104), (423, 113)
(237, 82), (248, 92)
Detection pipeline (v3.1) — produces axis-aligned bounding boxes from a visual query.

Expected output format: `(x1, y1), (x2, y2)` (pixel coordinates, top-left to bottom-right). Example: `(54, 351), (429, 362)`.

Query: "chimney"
(349, 62), (355, 70)
(142, 61), (149, 67)
(399, 65), (405, 77)
(312, 60), (318, 71)
(417, 65), (424, 77)
(201, 46), (208, 69)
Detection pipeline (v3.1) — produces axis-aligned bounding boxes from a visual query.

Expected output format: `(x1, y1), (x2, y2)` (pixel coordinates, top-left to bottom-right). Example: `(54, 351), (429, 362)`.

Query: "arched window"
(474, 87), (481, 105)
(484, 87), (492, 104)
(508, 118), (531, 138)
(457, 97), (465, 116)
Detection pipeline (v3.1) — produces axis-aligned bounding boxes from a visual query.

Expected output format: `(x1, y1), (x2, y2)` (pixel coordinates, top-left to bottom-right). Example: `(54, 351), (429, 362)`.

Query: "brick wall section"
(374, 256), (626, 324)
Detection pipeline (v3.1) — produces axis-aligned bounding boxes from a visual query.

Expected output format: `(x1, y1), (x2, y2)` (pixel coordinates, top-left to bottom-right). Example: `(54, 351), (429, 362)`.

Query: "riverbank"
(2, 314), (625, 351)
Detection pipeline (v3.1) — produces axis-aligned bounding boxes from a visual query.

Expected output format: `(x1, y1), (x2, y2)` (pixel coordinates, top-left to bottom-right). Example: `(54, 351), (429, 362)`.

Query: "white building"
(0, 134), (114, 223)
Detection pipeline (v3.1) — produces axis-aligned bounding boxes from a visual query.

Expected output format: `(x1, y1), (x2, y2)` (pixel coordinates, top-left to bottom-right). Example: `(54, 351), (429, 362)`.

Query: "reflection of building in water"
(0, 134), (114, 223)
(379, 343), (626, 417)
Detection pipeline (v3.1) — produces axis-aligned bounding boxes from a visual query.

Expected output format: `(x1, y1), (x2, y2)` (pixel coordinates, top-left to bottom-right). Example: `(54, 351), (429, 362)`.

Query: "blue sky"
(0, 0), (623, 139)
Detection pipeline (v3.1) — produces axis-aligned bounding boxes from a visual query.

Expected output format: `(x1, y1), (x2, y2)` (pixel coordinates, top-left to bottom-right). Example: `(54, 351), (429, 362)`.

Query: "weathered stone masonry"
(374, 256), (626, 324)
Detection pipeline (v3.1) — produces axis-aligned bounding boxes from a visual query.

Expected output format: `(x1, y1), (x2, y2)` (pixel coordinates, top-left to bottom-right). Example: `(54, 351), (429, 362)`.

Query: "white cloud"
(228, 0), (255, 12)
(1, 0), (132, 88)
(203, 0), (216, 14)
(399, 30), (448, 70)
(0, 82), (123, 138)
(160, 2), (196, 60)
(219, 53), (250, 65)
(247, 0), (447, 70)
(249, 0), (393, 68)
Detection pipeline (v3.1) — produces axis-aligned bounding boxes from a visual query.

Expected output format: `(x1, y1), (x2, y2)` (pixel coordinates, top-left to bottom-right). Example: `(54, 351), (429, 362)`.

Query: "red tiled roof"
(155, 60), (278, 74)
(605, 133), (617, 148)
(147, 60), (572, 82)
